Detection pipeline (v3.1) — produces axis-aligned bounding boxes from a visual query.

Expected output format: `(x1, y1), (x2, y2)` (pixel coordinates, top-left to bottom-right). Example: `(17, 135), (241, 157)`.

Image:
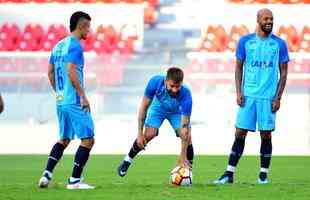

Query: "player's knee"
(81, 138), (95, 149)
(144, 128), (158, 142)
(260, 132), (272, 139)
(58, 140), (70, 148)
(235, 128), (247, 139)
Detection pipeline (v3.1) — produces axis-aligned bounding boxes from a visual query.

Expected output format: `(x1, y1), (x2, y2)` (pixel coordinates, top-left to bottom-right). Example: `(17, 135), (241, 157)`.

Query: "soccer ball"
(170, 166), (192, 186)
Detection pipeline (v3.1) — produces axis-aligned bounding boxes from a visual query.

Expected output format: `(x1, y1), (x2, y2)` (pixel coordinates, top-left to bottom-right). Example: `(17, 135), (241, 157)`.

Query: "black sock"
(186, 144), (194, 165)
(128, 140), (142, 159)
(45, 143), (65, 173)
(260, 138), (272, 170)
(71, 146), (91, 179)
(227, 137), (245, 170)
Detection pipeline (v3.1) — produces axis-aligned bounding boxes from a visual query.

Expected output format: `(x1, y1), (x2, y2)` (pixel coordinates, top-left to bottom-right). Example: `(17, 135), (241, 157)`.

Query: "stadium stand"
(0, 23), (138, 54)
(0, 0), (158, 25)
(196, 25), (310, 52)
(0, 0), (308, 93)
(1, 23), (310, 53)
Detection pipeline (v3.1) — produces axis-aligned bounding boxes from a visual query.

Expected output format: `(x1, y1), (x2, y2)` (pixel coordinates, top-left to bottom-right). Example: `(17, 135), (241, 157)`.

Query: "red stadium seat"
(32, 0), (51, 2)
(22, 23), (44, 51)
(123, 0), (144, 3)
(117, 40), (134, 54)
(55, 0), (76, 2)
(39, 24), (68, 51)
(18, 37), (38, 51)
(41, 40), (53, 51)
(79, 0), (96, 3)
(144, 5), (157, 25)
(0, 32), (15, 51)
(93, 37), (117, 54)
(279, 0), (302, 3)
(147, 0), (159, 7)
(277, 25), (300, 52)
(47, 24), (68, 39)
(105, 25), (120, 45)
(0, 23), (21, 51)
(254, 0), (268, 3)
(199, 25), (228, 52)
(93, 25), (119, 54)
(228, 24), (249, 52)
(11, 0), (31, 2)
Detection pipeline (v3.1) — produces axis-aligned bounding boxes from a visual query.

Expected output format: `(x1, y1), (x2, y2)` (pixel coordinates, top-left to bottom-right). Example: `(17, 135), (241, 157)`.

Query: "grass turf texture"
(0, 155), (309, 200)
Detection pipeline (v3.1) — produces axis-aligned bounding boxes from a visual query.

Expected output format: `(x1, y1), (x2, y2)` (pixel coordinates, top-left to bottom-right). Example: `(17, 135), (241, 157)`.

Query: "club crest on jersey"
(56, 95), (64, 101)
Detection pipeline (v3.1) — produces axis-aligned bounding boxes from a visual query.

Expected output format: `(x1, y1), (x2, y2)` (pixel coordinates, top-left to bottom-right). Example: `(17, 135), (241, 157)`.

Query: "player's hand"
(272, 98), (281, 113)
(80, 95), (90, 113)
(236, 92), (244, 107)
(137, 134), (146, 150)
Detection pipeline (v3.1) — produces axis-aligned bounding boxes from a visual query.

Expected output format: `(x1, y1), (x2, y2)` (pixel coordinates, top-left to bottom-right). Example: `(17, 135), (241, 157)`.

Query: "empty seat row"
(0, 23), (138, 54)
(198, 25), (310, 52)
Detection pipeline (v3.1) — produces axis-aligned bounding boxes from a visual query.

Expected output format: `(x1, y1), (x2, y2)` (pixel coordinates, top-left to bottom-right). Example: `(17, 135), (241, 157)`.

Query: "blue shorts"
(56, 104), (95, 140)
(236, 97), (275, 132)
(144, 106), (190, 135)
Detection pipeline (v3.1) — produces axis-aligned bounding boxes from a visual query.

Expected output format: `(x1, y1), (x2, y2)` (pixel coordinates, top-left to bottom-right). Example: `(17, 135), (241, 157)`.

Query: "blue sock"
(71, 146), (91, 179)
(45, 143), (65, 173)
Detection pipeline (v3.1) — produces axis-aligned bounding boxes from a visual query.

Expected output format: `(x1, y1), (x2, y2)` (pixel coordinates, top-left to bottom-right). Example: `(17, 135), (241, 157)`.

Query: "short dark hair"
(70, 11), (91, 32)
(166, 67), (184, 83)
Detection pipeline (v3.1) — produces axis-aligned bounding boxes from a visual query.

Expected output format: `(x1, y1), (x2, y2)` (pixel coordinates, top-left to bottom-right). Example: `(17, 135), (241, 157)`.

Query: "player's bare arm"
(0, 94), (4, 114)
(235, 59), (244, 107)
(47, 64), (56, 92)
(67, 62), (90, 112)
(272, 62), (288, 113)
(137, 96), (152, 149)
(178, 115), (190, 167)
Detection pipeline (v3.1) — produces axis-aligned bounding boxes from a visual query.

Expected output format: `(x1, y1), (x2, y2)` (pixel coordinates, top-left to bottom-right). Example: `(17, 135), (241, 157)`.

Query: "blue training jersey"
(49, 35), (84, 105)
(144, 75), (192, 116)
(236, 33), (289, 99)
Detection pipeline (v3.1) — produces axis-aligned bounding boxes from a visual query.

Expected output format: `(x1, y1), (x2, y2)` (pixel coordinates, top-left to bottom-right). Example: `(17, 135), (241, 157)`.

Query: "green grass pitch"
(0, 155), (309, 200)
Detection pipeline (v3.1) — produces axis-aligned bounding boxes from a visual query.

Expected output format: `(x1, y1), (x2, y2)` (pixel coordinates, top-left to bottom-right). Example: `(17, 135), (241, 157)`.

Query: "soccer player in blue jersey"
(117, 67), (194, 177)
(38, 11), (95, 189)
(214, 8), (289, 184)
